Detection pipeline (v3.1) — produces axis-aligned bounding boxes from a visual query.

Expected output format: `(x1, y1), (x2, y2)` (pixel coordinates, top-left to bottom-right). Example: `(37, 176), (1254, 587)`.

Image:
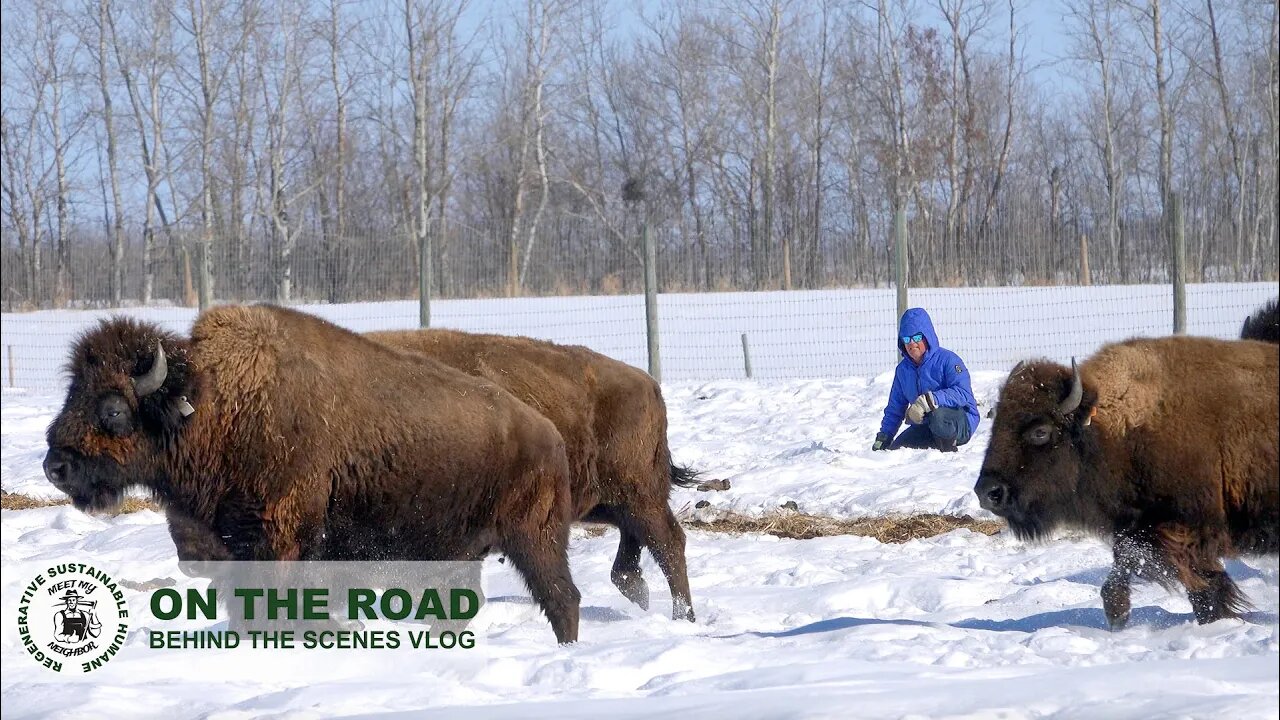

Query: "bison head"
(974, 358), (1100, 541)
(44, 318), (196, 512)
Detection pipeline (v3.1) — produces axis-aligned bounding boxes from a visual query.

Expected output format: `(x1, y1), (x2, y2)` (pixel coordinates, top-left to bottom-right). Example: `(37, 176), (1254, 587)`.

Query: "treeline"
(1, 0), (1277, 309)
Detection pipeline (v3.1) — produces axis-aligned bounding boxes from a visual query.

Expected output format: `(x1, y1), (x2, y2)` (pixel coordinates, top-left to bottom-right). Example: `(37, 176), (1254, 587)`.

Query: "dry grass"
(682, 509), (1003, 543)
(1, 491), (159, 515)
(1, 492), (1001, 542)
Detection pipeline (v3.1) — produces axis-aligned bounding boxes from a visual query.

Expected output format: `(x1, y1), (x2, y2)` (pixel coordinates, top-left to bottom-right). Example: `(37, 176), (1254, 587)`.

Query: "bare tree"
(0, 108), (48, 306)
(716, 0), (793, 289)
(3, 0), (1276, 309)
(1, 3), (57, 309)
(975, 0), (1022, 238)
(1199, 0), (1247, 277)
(641, 7), (722, 289)
(1122, 0), (1176, 209)
(82, 0), (127, 305)
(401, 0), (475, 318)
(935, 0), (991, 264)
(253, 0), (313, 302)
(108, 0), (180, 304)
(868, 0), (916, 216)
(503, 0), (576, 294)
(173, 0), (253, 309)
(311, 0), (355, 302)
(36, 3), (84, 308)
(796, 0), (836, 287)
(557, 0), (642, 283)
(1066, 0), (1126, 281)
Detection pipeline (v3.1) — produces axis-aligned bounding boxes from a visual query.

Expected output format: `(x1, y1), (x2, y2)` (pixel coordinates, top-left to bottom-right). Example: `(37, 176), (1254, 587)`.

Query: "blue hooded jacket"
(878, 308), (979, 438)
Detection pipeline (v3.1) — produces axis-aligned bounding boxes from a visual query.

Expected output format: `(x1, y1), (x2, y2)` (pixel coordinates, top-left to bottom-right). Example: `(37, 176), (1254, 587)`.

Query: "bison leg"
(611, 529), (651, 611)
(1100, 569), (1131, 631)
(583, 505), (652, 611)
(1103, 531), (1173, 631)
(165, 508), (233, 562)
(630, 505), (695, 622)
(1101, 537), (1137, 631)
(502, 525), (581, 644)
(1155, 525), (1250, 624)
(1186, 566), (1249, 625)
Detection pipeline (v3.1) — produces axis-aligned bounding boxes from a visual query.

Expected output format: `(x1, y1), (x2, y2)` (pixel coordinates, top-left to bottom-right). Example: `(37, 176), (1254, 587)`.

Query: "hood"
(897, 307), (940, 359)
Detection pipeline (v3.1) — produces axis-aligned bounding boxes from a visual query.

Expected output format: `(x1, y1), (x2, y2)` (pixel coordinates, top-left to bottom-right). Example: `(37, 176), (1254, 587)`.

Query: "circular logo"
(16, 564), (130, 673)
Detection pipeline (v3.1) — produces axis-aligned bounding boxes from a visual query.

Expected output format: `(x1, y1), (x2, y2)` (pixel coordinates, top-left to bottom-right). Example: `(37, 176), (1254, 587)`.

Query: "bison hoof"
(1106, 611), (1130, 631)
(1101, 580), (1130, 631)
(673, 603), (695, 623)
(612, 571), (650, 611)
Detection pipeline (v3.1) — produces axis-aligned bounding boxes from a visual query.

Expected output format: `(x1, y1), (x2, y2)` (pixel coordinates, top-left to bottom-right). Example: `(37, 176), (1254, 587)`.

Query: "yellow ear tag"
(1084, 406), (1097, 426)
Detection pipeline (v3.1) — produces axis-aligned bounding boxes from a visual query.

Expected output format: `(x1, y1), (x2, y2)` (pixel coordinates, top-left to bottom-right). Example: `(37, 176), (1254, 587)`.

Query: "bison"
(974, 335), (1278, 629)
(1241, 297), (1279, 343)
(43, 305), (582, 643)
(366, 328), (699, 622)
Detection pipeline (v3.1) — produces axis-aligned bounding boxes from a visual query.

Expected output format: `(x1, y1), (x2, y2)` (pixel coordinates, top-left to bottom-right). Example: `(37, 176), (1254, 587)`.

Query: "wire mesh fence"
(2, 282), (1275, 392)
(2, 200), (1276, 391)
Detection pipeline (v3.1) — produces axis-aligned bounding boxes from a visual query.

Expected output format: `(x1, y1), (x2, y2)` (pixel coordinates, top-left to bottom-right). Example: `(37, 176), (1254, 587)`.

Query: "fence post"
(741, 333), (753, 378)
(7, 346), (13, 388)
(894, 207), (908, 321)
(1169, 194), (1186, 334)
(418, 222), (432, 328)
(1079, 233), (1091, 286)
(643, 219), (661, 383)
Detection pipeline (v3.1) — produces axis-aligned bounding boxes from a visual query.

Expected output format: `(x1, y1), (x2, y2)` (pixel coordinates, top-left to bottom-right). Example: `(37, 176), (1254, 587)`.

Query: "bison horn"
(1057, 357), (1083, 415)
(132, 341), (168, 397)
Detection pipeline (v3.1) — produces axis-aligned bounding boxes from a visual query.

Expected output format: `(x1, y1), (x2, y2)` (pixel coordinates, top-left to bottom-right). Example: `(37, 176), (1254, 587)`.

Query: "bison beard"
(976, 334), (1279, 629)
(43, 305), (582, 644)
(366, 328), (698, 622)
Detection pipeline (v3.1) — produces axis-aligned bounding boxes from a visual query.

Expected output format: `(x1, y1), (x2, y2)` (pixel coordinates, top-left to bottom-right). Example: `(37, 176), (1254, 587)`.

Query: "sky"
(1, 288), (1277, 718)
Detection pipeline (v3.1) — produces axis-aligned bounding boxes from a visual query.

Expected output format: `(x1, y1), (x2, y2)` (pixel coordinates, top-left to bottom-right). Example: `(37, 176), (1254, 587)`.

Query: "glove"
(905, 392), (937, 425)
(872, 432), (892, 451)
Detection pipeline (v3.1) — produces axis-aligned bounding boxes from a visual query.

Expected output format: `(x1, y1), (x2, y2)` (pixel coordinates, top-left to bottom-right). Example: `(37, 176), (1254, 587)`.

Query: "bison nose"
(975, 474), (1010, 513)
(43, 450), (69, 487)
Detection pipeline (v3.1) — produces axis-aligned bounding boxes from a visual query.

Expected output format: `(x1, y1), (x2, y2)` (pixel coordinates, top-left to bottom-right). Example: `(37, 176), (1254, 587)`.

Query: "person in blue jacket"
(872, 308), (979, 452)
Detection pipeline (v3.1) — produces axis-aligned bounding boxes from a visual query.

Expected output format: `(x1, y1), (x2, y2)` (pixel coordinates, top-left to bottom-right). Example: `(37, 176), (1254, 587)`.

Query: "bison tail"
(1240, 297), (1279, 344)
(670, 464), (701, 488)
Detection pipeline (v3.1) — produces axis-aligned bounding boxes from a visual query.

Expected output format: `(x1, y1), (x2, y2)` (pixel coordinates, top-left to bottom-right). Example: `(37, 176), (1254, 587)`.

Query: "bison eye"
(96, 395), (134, 437)
(1023, 424), (1053, 446)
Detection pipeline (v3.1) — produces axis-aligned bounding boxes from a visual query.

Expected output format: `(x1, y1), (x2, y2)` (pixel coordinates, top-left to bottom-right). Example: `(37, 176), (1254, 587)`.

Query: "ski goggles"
(901, 332), (925, 345)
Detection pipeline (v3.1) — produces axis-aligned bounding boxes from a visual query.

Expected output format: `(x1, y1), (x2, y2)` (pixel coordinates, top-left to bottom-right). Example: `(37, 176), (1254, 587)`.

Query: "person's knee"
(930, 406), (973, 446)
(927, 410), (961, 441)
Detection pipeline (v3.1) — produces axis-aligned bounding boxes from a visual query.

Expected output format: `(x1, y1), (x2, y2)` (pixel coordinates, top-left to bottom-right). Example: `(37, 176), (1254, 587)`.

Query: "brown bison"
(43, 305), (581, 643)
(366, 328), (699, 622)
(974, 335), (1278, 629)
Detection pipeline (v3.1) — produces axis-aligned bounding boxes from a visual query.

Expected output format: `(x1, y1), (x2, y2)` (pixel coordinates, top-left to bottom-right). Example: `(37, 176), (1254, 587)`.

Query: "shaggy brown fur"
(44, 306), (581, 643)
(366, 328), (697, 621)
(975, 335), (1279, 629)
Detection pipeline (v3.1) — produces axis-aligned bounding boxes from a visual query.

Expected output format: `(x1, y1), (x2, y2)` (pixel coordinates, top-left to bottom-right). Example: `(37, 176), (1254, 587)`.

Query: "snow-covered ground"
(4, 367), (1277, 718)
